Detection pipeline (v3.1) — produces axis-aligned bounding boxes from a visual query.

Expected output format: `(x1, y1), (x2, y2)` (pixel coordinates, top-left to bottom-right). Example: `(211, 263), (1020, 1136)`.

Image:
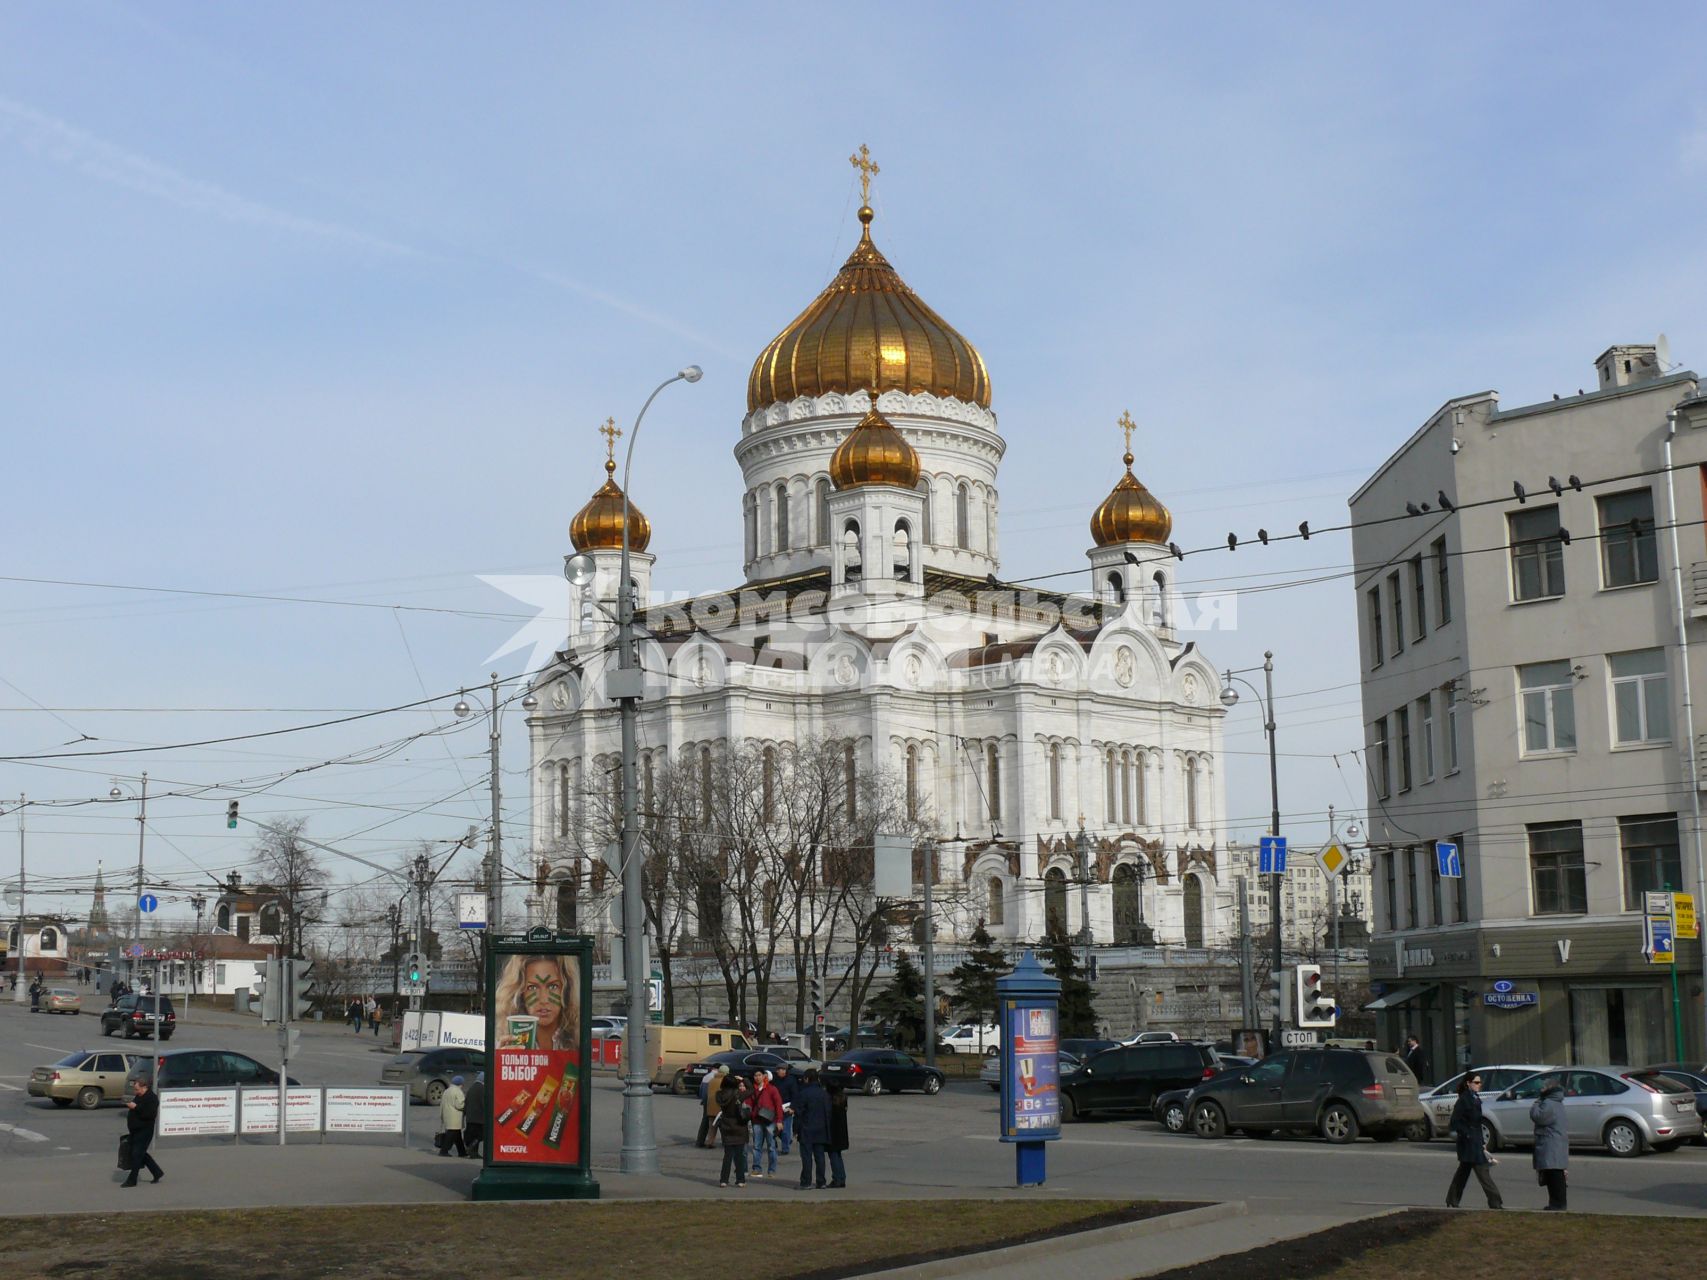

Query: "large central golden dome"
(747, 205), (992, 413)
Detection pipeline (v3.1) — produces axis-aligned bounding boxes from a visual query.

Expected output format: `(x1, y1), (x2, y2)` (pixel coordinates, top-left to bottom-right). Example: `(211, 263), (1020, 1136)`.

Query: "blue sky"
(4, 3), (1705, 923)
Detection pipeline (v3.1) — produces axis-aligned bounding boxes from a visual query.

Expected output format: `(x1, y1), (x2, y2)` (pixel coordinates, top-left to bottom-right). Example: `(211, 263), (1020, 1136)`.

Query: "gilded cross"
(849, 144), (880, 205)
(598, 417), (621, 464)
(1118, 410), (1137, 457)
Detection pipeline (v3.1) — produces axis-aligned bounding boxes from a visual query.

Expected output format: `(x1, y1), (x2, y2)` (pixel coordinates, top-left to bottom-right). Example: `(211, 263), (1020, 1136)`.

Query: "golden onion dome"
(830, 391), (922, 490)
(570, 457), (651, 553)
(1091, 448), (1172, 547)
(747, 204), (992, 413)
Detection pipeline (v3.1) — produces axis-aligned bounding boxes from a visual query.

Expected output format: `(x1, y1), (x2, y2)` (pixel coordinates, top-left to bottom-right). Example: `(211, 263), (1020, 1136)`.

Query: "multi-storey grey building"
(1350, 343), (1706, 1079)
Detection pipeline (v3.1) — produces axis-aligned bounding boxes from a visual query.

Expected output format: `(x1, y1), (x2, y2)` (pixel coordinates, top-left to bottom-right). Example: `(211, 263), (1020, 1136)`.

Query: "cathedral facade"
(526, 170), (1233, 957)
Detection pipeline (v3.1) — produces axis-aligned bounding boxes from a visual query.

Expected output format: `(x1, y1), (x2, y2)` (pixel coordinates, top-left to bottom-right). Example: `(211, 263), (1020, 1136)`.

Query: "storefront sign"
(324, 1089), (405, 1133)
(240, 1088), (322, 1134)
(157, 1089), (238, 1137)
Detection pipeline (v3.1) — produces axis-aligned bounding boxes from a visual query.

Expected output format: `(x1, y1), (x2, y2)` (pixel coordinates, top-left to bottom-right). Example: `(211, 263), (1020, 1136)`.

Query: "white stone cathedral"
(526, 170), (1234, 955)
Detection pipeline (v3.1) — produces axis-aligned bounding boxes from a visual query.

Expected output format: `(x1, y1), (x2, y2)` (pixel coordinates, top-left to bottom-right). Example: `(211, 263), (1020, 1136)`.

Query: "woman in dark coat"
(1444, 1072), (1502, 1209)
(1530, 1080), (1569, 1210)
(826, 1084), (849, 1188)
(715, 1075), (751, 1188)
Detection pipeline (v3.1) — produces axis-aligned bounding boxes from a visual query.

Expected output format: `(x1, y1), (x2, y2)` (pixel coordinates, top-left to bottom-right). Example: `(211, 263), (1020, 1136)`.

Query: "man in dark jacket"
(773, 1063), (799, 1155)
(462, 1073), (487, 1159)
(826, 1083), (849, 1188)
(122, 1076), (164, 1187)
(793, 1069), (830, 1189)
(1401, 1035), (1430, 1084)
(1530, 1080), (1569, 1210)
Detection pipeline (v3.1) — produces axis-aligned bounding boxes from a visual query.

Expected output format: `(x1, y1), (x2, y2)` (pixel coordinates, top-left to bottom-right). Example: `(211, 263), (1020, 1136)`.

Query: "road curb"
(848, 1200), (1250, 1279)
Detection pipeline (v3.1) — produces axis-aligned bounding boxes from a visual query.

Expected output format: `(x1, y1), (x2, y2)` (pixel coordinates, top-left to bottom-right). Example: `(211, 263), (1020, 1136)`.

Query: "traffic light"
(281, 1026), (301, 1061)
(809, 977), (823, 1016)
(1295, 963), (1337, 1029)
(286, 958), (315, 1021)
(255, 958), (282, 1022)
(226, 800), (239, 829)
(406, 952), (423, 986)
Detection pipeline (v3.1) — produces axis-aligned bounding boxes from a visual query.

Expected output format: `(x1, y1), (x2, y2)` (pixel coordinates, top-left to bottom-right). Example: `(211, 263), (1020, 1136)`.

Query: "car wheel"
(424, 1080), (446, 1107)
(1162, 1101), (1187, 1133)
(940, 1045), (956, 1055)
(670, 1072), (687, 1096)
(1481, 1120), (1499, 1153)
(1191, 1102), (1227, 1139)
(1063, 1093), (1080, 1121)
(51, 1097), (73, 1108)
(1604, 1119), (1642, 1157)
(984, 1046), (999, 1058)
(863, 1075), (883, 1097)
(923, 1075), (942, 1095)
(1320, 1103), (1359, 1145)
(1402, 1120), (1431, 1143)
(77, 1086), (102, 1110)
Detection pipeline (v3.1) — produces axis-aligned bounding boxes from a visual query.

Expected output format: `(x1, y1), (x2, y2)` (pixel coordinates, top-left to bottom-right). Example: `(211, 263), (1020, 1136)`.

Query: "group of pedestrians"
(345, 996), (381, 1036)
(698, 1061), (849, 1189)
(435, 1073), (485, 1158)
(1443, 1073), (1569, 1212)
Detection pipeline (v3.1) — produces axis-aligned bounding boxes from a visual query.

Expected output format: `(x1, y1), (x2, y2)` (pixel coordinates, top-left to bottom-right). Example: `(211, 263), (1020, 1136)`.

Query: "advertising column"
(472, 928), (598, 1201)
(996, 951), (1061, 1187)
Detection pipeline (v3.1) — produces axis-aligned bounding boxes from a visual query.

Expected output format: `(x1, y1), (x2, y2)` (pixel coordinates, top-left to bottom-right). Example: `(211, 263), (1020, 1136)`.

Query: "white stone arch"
(669, 636), (732, 693)
(1085, 623), (1170, 699)
(1031, 627), (1089, 690)
(886, 630), (950, 692)
(807, 631), (876, 693)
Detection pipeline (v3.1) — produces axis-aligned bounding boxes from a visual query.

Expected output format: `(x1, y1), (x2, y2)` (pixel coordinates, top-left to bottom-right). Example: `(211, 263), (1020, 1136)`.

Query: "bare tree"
(250, 818), (325, 959)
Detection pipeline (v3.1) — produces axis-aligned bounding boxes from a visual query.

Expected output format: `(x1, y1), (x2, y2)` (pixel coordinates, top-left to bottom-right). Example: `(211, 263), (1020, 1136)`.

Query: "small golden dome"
(830, 391), (922, 490)
(1091, 450), (1172, 547)
(747, 204), (992, 413)
(570, 458), (651, 553)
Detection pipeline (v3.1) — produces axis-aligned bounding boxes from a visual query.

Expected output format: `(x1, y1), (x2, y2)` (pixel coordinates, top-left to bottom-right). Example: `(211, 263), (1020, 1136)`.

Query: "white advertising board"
(239, 1088), (323, 1134)
(324, 1088), (405, 1134)
(437, 1012), (485, 1051)
(157, 1089), (238, 1137)
(401, 1010), (444, 1053)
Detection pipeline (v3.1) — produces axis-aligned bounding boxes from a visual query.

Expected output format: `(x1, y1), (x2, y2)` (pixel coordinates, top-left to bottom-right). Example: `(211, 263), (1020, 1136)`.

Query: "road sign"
(1435, 841), (1461, 879)
(1280, 1028), (1319, 1047)
(1315, 840), (1349, 879)
(1647, 914), (1676, 965)
(138, 893), (159, 914)
(1645, 891), (1673, 917)
(1675, 893), (1698, 940)
(127, 943), (144, 958)
(1259, 836), (1288, 875)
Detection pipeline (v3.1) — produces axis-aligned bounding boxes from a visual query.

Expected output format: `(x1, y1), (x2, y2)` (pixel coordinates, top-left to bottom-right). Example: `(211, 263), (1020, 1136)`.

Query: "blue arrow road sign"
(138, 893), (159, 914)
(1435, 841), (1461, 879)
(1259, 836), (1288, 875)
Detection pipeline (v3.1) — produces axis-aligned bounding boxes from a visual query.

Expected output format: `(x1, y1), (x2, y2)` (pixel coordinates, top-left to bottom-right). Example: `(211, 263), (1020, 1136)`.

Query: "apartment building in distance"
(1350, 342), (1706, 1080)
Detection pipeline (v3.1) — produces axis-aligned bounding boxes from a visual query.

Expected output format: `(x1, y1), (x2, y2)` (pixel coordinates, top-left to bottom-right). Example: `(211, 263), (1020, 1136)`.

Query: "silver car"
(1481, 1066), (1703, 1157)
(1414, 1064), (1553, 1139)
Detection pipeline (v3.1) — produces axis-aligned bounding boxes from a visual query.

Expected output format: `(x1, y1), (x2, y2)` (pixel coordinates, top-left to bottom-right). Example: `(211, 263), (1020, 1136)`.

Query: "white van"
(940, 1023), (1000, 1056)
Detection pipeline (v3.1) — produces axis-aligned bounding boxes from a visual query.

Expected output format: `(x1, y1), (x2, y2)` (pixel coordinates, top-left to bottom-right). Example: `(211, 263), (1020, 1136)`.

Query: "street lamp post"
(614, 364), (702, 1177)
(455, 676), (539, 938)
(1220, 652), (1282, 1045)
(109, 775), (151, 1088)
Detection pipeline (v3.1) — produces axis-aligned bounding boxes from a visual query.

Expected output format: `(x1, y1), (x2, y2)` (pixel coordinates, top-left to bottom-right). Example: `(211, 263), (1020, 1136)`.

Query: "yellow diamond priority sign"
(1316, 840), (1349, 879)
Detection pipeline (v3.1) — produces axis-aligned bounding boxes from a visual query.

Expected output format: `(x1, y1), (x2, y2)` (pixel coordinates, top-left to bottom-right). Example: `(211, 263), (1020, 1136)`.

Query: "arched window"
(259, 905), (281, 938)
(1185, 757), (1200, 830)
(1104, 749), (1117, 824)
(842, 520), (862, 581)
(1134, 753), (1147, 827)
(816, 478), (831, 545)
(555, 879), (577, 931)
(1121, 750), (1134, 825)
(1112, 863), (1142, 945)
(1044, 867), (1068, 940)
(558, 763), (570, 839)
(744, 494), (757, 562)
(917, 479), (933, 543)
(700, 746), (714, 823)
(893, 519), (912, 581)
(775, 484), (789, 552)
(984, 741), (1001, 825)
(1152, 571), (1168, 628)
(1108, 571), (1125, 605)
(986, 492), (997, 556)
(217, 904), (231, 932)
(38, 926), (59, 952)
(905, 744), (919, 820)
(642, 752), (656, 824)
(1047, 742), (1063, 820)
(987, 876), (1005, 926)
(1183, 875), (1205, 948)
(843, 741), (858, 820)
(762, 745), (778, 822)
(955, 484), (971, 550)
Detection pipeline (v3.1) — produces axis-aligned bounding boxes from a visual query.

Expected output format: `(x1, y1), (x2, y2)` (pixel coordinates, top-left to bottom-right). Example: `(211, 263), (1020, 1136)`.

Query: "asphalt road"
(0, 994), (1700, 1217)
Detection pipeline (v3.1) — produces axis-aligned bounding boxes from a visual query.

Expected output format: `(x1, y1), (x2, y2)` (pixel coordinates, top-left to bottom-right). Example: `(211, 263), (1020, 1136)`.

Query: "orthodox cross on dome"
(1117, 410), (1137, 465)
(848, 143), (880, 206)
(598, 417), (622, 470)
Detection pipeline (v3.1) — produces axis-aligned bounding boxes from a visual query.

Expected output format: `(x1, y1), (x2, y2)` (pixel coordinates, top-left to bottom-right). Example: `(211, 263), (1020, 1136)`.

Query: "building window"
(1183, 875), (1205, 948)
(1509, 505), (1566, 601)
(1405, 847), (1420, 929)
(558, 763), (571, 839)
(985, 741), (1001, 825)
(1120, 750), (1134, 825)
(1044, 868), (1068, 939)
(1185, 756), (1200, 830)
(1409, 555), (1427, 642)
(1520, 660), (1577, 755)
(775, 485), (789, 552)
(744, 496), (757, 562)
(1367, 588), (1384, 667)
(1395, 704), (1413, 792)
(1432, 536), (1451, 626)
(1529, 820), (1587, 915)
(1104, 749), (1117, 824)
(1107, 570), (1125, 605)
(217, 903), (231, 932)
(955, 484), (970, 550)
(1598, 489), (1657, 587)
(816, 478), (831, 546)
(1444, 684), (1460, 772)
(843, 741), (858, 821)
(1045, 742), (1062, 821)
(1418, 695), (1435, 783)
(555, 880), (577, 931)
(987, 876), (1004, 926)
(1372, 717), (1391, 799)
(700, 747), (714, 822)
(1387, 571), (1405, 655)
(905, 745), (920, 821)
(1610, 649), (1670, 745)
(916, 479), (932, 544)
(1383, 852), (1398, 931)
(1620, 814), (1682, 910)
(1570, 986), (1666, 1068)
(1112, 864), (1142, 945)
(1133, 752), (1146, 826)
(697, 879), (723, 938)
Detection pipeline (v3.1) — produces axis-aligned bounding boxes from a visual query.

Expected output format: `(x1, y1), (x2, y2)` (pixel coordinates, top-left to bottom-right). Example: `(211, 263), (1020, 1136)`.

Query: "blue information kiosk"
(996, 951), (1061, 1186)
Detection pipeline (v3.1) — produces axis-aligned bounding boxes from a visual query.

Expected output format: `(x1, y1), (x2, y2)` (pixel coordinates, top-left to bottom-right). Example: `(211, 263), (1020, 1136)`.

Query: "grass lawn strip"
(0, 1198), (1179, 1280)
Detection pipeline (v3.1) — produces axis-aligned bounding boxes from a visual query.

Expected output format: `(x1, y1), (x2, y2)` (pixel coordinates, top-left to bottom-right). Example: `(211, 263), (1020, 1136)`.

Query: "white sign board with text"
(324, 1088), (405, 1134)
(239, 1088), (323, 1135)
(157, 1089), (238, 1137)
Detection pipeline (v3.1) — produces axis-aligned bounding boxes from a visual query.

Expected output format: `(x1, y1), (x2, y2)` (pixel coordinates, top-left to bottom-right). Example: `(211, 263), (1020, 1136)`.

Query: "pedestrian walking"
(1530, 1079), (1569, 1211)
(462, 1072), (486, 1159)
(1444, 1073), (1501, 1209)
(697, 1064), (729, 1148)
(347, 998), (364, 1033)
(773, 1062), (798, 1155)
(437, 1075), (467, 1157)
(793, 1068), (830, 1189)
(748, 1069), (783, 1178)
(365, 995), (380, 1036)
(1401, 1034), (1430, 1085)
(29, 976), (43, 1012)
(715, 1074), (752, 1187)
(121, 1076), (164, 1188)
(826, 1082), (849, 1188)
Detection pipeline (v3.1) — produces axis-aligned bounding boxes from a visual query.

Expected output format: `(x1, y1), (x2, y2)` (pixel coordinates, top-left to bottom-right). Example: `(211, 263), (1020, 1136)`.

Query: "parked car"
(28, 1050), (144, 1108)
(42, 988), (83, 1015)
(982, 1050), (1079, 1091)
(1125, 1031), (1181, 1044)
(940, 1024), (1000, 1056)
(1061, 1041), (1220, 1121)
(1641, 1066), (1707, 1143)
(1153, 1060), (1257, 1133)
(129, 1049), (297, 1090)
(1481, 1067), (1703, 1157)
(100, 994), (176, 1040)
(1060, 1038), (1118, 1061)
(680, 1048), (822, 1094)
(1412, 1065), (1553, 1140)
(380, 1046), (487, 1105)
(822, 1049), (944, 1096)
(590, 1016), (627, 1039)
(1188, 1048), (1423, 1143)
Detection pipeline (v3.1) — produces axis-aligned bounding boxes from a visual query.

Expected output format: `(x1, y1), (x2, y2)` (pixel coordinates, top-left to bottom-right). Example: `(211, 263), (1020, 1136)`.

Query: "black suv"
(1187, 1048), (1423, 1143)
(128, 1049), (295, 1089)
(1061, 1041), (1220, 1120)
(101, 995), (176, 1040)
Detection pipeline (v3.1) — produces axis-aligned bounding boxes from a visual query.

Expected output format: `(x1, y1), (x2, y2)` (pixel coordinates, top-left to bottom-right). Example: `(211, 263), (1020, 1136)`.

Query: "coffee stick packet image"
(542, 1066), (579, 1150)
(516, 1074), (560, 1137)
(495, 1085), (535, 1127)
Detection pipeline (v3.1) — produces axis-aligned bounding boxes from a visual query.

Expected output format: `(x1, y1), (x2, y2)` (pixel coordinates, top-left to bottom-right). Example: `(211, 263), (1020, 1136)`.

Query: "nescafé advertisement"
(483, 930), (593, 1172)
